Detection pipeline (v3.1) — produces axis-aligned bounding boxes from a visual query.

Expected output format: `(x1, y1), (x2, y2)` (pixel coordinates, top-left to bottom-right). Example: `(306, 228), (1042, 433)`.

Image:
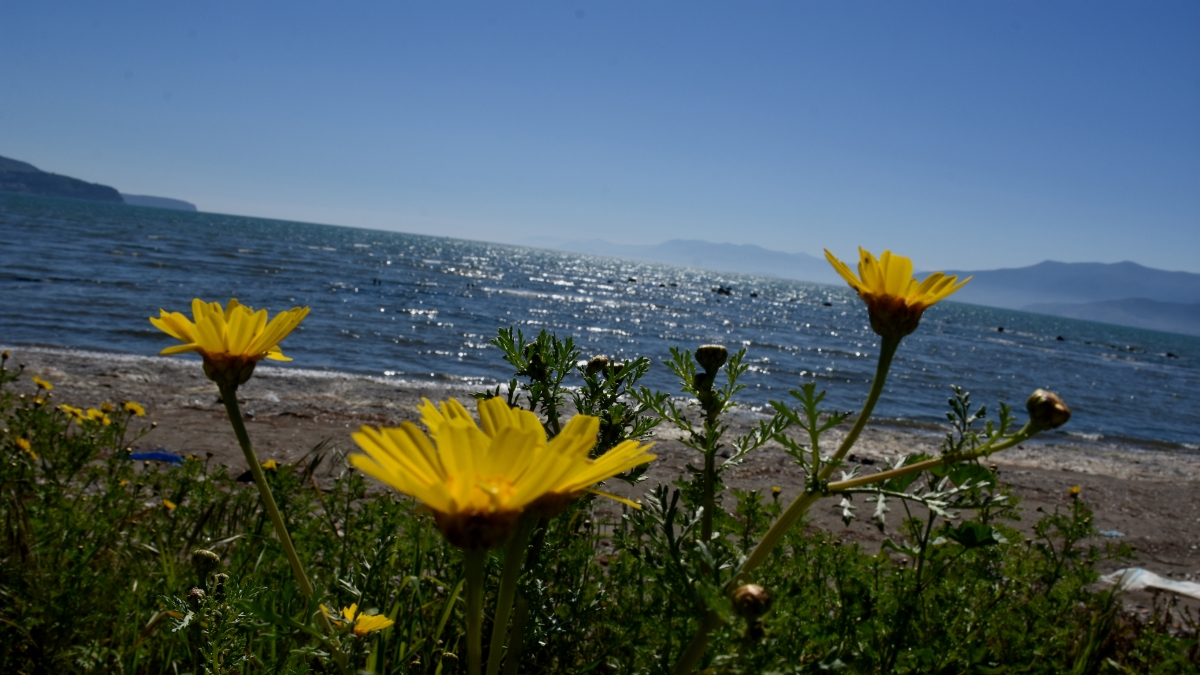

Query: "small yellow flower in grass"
(32, 376), (53, 391)
(16, 437), (36, 459)
(321, 603), (394, 636)
(163, 499), (177, 510)
(825, 248), (970, 339)
(33, 397), (45, 407)
(86, 408), (112, 426)
(101, 402), (114, 413)
(59, 404), (85, 422)
(1069, 485), (1082, 499)
(124, 401), (146, 417)
(350, 397), (656, 550)
(261, 459), (278, 470)
(150, 298), (310, 388)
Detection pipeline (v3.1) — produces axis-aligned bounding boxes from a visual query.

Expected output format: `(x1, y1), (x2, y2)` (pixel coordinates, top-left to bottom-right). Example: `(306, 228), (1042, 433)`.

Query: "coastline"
(5, 344), (1199, 591)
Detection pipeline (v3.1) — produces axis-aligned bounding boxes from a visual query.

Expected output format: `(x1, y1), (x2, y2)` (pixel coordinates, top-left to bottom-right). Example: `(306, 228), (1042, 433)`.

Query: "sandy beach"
(7, 345), (1199, 601)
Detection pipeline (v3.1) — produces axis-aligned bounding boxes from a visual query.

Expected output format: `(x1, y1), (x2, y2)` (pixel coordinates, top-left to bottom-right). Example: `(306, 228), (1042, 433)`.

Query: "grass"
(1, 342), (1198, 674)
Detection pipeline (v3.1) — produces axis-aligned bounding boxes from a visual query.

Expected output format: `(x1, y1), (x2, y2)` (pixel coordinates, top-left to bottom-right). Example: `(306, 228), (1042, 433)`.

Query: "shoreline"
(4, 344), (1199, 594)
(6, 342), (1197, 458)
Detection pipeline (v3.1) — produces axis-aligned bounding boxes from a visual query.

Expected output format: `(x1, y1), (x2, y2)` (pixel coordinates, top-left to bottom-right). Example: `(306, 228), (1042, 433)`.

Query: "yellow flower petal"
(825, 248), (970, 339)
(350, 398), (655, 549)
(149, 298), (309, 387)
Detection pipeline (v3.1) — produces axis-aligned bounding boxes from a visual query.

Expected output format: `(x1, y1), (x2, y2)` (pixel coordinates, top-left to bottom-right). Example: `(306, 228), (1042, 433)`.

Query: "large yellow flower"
(825, 248), (970, 339)
(150, 298), (310, 387)
(350, 397), (655, 550)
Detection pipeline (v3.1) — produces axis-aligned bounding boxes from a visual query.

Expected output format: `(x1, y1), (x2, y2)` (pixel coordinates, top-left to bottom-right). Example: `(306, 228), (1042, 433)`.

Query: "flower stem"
(739, 335), (900, 582)
(826, 423), (1035, 492)
(465, 549), (487, 675)
(501, 596), (529, 675)
(218, 385), (335, 637)
(672, 336), (900, 674)
(486, 519), (534, 675)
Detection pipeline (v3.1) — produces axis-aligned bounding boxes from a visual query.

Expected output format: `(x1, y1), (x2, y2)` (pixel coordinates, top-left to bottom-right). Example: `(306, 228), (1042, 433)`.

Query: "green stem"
(826, 423), (1035, 492)
(502, 596), (529, 675)
(671, 336), (900, 674)
(486, 520), (534, 675)
(672, 612), (723, 675)
(465, 549), (487, 675)
(828, 335), (900, 470)
(738, 336), (900, 583)
(218, 385), (336, 640)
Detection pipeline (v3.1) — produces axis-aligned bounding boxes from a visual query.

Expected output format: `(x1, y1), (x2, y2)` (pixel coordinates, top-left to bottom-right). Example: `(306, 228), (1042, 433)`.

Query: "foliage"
(0, 342), (1196, 674)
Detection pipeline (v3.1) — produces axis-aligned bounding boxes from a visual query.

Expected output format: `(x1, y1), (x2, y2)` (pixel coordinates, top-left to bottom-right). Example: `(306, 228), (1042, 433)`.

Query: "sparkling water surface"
(2, 193), (1198, 447)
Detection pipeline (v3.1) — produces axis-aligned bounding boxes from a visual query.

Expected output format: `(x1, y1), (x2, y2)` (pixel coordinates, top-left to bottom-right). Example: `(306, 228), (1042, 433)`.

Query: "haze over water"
(3, 193), (1198, 448)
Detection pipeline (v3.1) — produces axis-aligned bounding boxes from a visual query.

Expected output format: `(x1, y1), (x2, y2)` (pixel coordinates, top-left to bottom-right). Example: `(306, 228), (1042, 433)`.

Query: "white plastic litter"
(1099, 568), (1200, 601)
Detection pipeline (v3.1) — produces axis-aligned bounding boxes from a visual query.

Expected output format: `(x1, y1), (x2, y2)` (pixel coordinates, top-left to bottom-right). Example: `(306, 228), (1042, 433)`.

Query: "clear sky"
(2, 2), (1197, 272)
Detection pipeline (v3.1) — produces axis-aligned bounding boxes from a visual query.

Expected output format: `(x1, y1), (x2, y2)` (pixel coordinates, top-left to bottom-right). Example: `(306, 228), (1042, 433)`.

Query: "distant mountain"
(1023, 298), (1200, 337)
(0, 154), (123, 203)
(0, 154), (197, 210)
(942, 260), (1200, 309)
(530, 237), (845, 286)
(529, 237), (1200, 336)
(120, 194), (197, 211)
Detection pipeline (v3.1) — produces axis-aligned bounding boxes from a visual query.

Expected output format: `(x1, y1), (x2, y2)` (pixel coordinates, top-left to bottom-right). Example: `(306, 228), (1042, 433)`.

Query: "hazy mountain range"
(532, 237), (1200, 337)
(0, 154), (195, 211)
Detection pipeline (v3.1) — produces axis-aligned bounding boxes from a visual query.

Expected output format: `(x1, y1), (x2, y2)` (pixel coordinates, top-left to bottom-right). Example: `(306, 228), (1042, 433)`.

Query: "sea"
(2, 192), (1198, 451)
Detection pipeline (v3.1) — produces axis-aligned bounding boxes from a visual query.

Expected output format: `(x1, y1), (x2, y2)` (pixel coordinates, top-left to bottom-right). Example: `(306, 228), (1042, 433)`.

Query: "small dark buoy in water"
(1167, 352), (1178, 358)
(627, 277), (637, 283)
(1056, 336), (1064, 341)
(669, 282), (678, 287)
(659, 283), (665, 287)
(822, 302), (832, 307)
(749, 292), (758, 297)
(997, 327), (1004, 332)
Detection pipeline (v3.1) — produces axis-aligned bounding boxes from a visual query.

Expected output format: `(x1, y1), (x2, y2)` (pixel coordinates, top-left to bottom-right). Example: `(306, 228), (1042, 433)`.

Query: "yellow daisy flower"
(16, 437), (36, 459)
(59, 404), (85, 422)
(825, 248), (970, 339)
(163, 499), (177, 510)
(124, 401), (146, 417)
(32, 376), (53, 391)
(321, 603), (394, 636)
(150, 298), (310, 388)
(86, 408), (112, 426)
(261, 459), (279, 470)
(350, 397), (655, 550)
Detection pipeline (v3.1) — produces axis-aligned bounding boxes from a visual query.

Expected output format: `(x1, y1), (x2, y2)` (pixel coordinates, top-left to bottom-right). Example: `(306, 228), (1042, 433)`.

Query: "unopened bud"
(523, 343), (547, 380)
(212, 573), (229, 599)
(586, 355), (610, 375)
(695, 344), (728, 373)
(1026, 389), (1070, 430)
(732, 583), (772, 619)
(192, 549), (221, 578)
(186, 587), (206, 610)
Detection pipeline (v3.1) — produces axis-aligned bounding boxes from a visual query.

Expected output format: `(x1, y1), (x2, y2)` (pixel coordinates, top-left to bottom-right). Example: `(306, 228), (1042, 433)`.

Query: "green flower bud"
(191, 549), (221, 578)
(586, 355), (610, 375)
(732, 583), (772, 619)
(695, 344), (728, 373)
(186, 587), (206, 610)
(1026, 389), (1071, 430)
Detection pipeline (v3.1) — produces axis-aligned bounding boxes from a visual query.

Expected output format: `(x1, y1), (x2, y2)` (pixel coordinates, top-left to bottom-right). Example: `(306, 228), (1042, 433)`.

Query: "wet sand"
(7, 345), (1199, 601)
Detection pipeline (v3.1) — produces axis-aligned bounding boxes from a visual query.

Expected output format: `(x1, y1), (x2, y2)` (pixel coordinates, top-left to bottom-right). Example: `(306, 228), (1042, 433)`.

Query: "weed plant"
(2, 336), (1197, 674)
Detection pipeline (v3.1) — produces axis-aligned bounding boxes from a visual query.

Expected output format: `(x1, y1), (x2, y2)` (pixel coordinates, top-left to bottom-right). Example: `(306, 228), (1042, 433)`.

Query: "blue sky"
(2, 2), (1197, 272)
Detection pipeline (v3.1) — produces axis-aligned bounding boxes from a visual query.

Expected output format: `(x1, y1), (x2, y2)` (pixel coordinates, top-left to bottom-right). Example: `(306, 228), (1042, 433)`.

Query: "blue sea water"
(2, 192), (1199, 448)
